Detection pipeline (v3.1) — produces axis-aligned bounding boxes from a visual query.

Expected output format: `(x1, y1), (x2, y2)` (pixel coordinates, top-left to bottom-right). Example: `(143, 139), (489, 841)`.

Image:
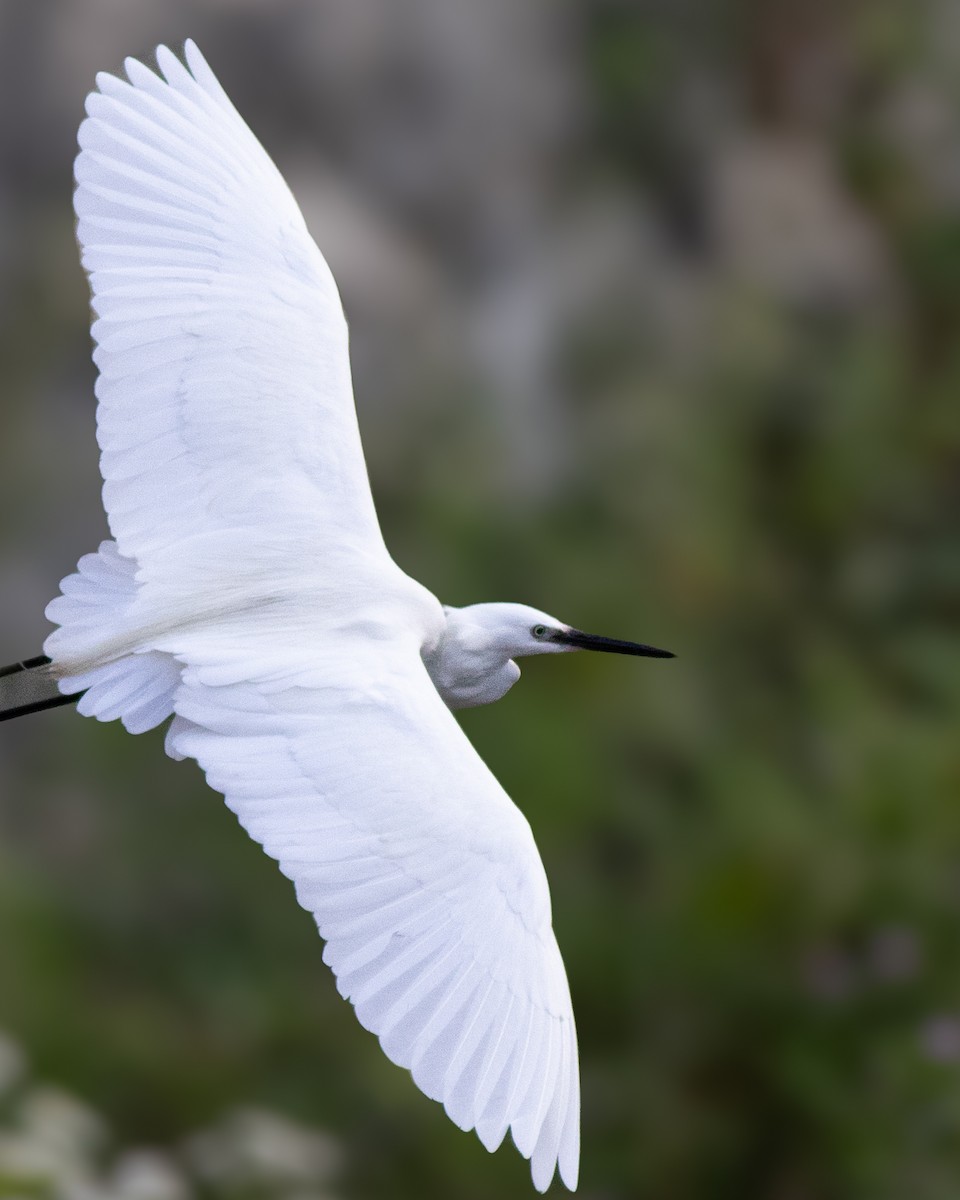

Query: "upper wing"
(165, 635), (579, 1192)
(75, 42), (385, 577)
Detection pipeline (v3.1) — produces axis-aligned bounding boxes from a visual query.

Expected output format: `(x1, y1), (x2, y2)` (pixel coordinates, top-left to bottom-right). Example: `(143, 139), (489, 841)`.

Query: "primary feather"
(78, 41), (384, 578)
(47, 40), (581, 1191)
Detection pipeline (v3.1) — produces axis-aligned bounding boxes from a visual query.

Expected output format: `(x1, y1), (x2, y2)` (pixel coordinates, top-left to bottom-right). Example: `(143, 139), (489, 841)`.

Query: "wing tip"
(87, 40), (211, 105)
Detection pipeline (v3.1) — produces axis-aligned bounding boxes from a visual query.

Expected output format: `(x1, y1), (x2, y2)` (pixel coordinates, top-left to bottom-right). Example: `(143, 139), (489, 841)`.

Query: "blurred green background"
(1, 1), (959, 1197)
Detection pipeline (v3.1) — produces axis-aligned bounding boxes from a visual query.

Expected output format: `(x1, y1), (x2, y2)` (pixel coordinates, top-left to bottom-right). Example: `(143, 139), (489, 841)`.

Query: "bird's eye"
(531, 624), (547, 639)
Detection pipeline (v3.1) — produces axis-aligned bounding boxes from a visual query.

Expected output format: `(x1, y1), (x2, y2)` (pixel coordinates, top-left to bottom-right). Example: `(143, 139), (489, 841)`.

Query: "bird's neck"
(422, 609), (522, 711)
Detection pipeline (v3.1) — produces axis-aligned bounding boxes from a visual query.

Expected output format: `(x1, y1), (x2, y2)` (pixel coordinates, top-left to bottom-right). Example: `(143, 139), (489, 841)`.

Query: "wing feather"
(76, 42), (387, 581)
(165, 640), (579, 1191)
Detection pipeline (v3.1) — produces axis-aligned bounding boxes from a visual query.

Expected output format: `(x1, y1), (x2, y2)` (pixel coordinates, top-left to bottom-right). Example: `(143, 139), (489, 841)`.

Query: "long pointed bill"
(552, 629), (674, 658)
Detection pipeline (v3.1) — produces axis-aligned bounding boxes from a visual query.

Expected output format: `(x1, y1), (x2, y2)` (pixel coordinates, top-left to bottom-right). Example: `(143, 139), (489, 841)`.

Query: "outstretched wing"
(75, 41), (385, 577)
(165, 635), (580, 1192)
(75, 41), (581, 1190)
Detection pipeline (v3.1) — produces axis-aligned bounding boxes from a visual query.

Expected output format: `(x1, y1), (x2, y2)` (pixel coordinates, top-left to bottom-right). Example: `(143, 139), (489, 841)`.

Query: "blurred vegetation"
(0, 1031), (341, 1199)
(0, 1), (959, 1198)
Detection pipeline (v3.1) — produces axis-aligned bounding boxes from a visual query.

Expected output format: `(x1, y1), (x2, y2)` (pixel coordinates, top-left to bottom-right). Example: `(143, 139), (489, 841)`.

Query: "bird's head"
(448, 603), (674, 661)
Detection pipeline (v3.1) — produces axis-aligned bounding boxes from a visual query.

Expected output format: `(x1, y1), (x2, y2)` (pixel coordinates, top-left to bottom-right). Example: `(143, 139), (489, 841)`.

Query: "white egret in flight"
(0, 42), (673, 1191)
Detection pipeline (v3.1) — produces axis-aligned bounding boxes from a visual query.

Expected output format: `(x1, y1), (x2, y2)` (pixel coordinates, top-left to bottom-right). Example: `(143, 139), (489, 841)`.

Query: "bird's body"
(0, 41), (672, 1192)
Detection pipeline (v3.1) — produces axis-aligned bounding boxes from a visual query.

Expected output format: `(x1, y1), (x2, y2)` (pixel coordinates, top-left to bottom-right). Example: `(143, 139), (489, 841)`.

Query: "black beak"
(552, 629), (675, 658)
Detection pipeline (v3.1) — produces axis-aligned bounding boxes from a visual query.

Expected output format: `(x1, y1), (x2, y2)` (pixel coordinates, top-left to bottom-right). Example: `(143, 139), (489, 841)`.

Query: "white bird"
(0, 42), (673, 1191)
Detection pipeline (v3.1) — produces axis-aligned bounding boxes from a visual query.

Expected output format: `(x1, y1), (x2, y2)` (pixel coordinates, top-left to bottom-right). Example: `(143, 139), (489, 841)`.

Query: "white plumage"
(45, 40), (581, 1191)
(36, 39), (672, 1192)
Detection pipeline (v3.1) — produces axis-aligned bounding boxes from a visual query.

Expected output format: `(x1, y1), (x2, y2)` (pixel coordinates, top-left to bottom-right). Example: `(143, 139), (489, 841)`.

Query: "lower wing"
(165, 636), (580, 1192)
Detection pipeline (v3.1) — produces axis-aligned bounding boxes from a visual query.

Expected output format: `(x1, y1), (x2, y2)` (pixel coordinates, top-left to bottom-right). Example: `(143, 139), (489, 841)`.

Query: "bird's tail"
(39, 540), (182, 734)
(0, 655), (79, 722)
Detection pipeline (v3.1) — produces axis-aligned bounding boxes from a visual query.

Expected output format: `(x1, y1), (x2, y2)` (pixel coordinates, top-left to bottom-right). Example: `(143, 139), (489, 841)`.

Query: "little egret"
(0, 42), (673, 1191)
